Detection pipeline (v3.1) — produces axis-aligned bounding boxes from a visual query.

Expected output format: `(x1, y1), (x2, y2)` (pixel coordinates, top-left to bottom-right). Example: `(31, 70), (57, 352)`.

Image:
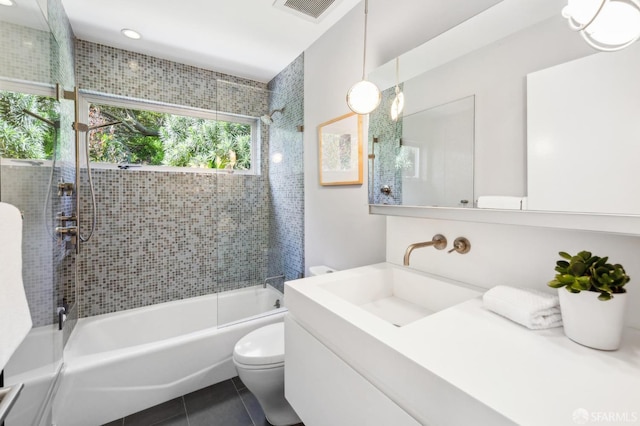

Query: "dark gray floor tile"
(184, 380), (253, 426)
(232, 375), (246, 391)
(102, 419), (124, 426)
(238, 387), (270, 426)
(151, 414), (190, 426)
(238, 388), (304, 426)
(124, 397), (186, 425)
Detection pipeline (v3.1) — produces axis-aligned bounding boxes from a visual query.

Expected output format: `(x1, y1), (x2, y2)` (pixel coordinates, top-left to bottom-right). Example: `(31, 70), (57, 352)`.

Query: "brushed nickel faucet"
(403, 234), (447, 266)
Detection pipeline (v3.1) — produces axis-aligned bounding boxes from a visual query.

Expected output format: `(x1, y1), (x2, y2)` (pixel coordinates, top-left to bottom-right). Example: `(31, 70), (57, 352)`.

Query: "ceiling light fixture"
(390, 57), (405, 122)
(121, 28), (142, 40)
(562, 0), (640, 51)
(346, 0), (381, 115)
(0, 0), (14, 6)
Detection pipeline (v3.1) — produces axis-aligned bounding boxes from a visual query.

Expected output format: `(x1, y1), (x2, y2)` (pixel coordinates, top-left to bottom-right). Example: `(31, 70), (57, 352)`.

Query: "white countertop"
(398, 298), (640, 426)
(286, 264), (640, 426)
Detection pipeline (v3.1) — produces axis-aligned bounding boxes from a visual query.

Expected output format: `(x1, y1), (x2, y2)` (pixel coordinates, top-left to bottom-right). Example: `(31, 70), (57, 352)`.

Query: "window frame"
(0, 79), (59, 166)
(78, 91), (260, 175)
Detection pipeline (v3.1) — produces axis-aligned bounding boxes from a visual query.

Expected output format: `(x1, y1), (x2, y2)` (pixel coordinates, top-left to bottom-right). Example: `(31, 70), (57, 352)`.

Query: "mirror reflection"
(369, 95), (474, 207)
(368, 0), (640, 216)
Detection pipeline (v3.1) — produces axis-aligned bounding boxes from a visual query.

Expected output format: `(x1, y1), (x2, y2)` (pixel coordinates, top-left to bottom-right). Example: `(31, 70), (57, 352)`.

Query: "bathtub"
(53, 285), (286, 426)
(4, 325), (62, 426)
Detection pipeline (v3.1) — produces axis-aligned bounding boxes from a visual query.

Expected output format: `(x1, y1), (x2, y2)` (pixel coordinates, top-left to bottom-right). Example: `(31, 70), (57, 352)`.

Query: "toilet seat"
(233, 322), (285, 368)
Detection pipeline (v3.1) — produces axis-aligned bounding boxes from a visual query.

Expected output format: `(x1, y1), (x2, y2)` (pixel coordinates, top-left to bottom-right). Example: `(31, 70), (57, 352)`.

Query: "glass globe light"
(346, 80), (381, 115)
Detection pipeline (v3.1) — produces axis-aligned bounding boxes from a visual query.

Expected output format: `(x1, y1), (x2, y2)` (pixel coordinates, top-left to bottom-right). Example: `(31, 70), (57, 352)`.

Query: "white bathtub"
(4, 325), (62, 426)
(53, 285), (286, 426)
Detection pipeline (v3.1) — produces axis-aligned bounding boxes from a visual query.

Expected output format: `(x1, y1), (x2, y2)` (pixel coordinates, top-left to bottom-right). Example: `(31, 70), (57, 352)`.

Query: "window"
(82, 94), (259, 173)
(0, 89), (58, 160)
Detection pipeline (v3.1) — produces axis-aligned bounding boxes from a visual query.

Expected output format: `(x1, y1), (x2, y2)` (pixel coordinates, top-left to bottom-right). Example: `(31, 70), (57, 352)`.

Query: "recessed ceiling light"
(121, 29), (142, 40)
(0, 0), (15, 6)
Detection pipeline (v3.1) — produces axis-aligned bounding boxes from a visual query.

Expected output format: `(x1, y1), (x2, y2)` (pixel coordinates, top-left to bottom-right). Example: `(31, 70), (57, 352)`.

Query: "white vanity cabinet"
(284, 315), (420, 426)
(284, 263), (640, 426)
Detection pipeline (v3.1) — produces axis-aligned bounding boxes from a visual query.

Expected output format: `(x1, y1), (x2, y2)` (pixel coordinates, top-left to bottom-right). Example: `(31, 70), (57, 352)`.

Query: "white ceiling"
(61, 0), (362, 83)
(3, 0), (506, 84)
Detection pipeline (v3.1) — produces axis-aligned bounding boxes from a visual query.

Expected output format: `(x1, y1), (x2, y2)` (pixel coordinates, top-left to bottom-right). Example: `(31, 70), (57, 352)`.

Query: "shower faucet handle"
(56, 212), (77, 225)
(55, 225), (78, 246)
(57, 182), (74, 196)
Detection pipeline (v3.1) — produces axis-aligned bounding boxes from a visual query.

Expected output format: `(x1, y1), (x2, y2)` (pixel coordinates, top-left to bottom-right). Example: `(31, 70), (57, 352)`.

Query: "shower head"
(260, 107), (284, 125)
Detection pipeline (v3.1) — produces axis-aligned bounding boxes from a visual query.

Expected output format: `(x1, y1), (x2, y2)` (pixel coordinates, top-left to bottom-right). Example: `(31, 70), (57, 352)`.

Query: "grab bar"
(0, 383), (24, 423)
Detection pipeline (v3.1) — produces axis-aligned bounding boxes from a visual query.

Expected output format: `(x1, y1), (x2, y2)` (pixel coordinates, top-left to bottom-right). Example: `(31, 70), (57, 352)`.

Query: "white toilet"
(233, 266), (336, 426)
(233, 322), (300, 426)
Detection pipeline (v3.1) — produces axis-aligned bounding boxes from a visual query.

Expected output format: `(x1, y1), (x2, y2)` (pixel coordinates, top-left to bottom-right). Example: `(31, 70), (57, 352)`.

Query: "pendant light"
(346, 0), (381, 115)
(390, 57), (405, 122)
(562, 0), (640, 51)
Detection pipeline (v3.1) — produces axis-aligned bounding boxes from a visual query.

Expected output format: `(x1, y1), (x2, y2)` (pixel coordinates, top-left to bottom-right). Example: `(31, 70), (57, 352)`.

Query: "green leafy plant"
(548, 251), (630, 301)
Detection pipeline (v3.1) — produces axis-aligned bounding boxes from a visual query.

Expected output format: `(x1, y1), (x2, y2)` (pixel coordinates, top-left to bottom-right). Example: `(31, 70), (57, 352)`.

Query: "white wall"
(303, 0), (502, 274)
(304, 0), (640, 331)
(387, 217), (640, 329)
(304, 5), (386, 274)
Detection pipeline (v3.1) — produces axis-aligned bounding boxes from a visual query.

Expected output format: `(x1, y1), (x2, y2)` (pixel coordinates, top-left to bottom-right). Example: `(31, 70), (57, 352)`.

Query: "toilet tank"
(309, 265), (337, 277)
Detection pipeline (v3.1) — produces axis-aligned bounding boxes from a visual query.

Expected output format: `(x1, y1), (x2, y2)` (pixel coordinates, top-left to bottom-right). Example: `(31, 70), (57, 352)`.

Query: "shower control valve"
(55, 225), (77, 246)
(57, 182), (74, 196)
(56, 212), (77, 225)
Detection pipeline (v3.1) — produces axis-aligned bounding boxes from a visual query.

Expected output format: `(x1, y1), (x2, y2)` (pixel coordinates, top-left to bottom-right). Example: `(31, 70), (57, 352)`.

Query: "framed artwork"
(317, 112), (363, 186)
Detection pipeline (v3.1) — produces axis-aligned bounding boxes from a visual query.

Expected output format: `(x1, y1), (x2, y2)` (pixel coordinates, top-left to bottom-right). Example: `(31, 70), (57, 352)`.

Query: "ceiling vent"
(273, 0), (341, 23)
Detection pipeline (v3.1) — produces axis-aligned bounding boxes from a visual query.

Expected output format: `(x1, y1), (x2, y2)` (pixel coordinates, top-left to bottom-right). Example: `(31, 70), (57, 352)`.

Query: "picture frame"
(317, 112), (363, 186)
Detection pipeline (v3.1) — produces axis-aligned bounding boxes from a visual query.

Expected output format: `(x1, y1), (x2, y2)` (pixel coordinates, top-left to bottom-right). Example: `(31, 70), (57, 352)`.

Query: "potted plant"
(548, 250), (630, 350)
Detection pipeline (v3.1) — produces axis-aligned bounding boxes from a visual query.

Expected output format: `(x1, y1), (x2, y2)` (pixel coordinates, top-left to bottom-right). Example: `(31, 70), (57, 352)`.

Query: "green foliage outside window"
(0, 90), (253, 171)
(0, 90), (58, 159)
(89, 103), (252, 170)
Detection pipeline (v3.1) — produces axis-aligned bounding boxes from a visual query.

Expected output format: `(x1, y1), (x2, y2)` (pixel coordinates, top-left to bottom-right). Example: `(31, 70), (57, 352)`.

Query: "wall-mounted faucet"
(448, 237), (471, 254)
(403, 234), (447, 266)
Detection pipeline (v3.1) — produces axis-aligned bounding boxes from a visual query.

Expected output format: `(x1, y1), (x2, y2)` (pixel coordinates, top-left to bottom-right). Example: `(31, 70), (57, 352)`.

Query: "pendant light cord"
(567, 0), (607, 31)
(361, 0), (369, 80)
(395, 56), (400, 90)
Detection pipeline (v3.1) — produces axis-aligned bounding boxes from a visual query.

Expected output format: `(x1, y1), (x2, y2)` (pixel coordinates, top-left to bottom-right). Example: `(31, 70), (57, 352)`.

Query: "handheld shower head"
(260, 107), (285, 125)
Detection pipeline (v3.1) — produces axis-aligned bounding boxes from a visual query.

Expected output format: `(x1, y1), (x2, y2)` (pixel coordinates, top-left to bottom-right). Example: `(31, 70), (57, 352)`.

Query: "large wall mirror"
(367, 0), (640, 232)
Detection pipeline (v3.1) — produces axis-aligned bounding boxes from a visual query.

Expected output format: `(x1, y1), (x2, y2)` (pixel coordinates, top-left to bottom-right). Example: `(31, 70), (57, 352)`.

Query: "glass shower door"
(0, 1), (73, 424)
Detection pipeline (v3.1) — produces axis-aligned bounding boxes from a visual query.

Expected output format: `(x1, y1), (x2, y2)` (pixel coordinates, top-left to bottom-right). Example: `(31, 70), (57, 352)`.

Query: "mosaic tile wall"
(369, 85), (403, 205)
(266, 54), (305, 292)
(0, 21), (52, 85)
(48, 0), (78, 343)
(74, 41), (277, 317)
(48, 0), (76, 89)
(0, 165), (55, 327)
(75, 40), (264, 112)
(0, 0), (76, 330)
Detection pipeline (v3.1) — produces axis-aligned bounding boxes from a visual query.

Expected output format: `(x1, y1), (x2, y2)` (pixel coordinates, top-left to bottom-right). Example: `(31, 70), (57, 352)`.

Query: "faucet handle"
(432, 234), (447, 250)
(448, 237), (471, 254)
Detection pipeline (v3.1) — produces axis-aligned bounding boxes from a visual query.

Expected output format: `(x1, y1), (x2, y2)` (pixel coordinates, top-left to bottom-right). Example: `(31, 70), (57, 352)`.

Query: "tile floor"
(102, 377), (303, 426)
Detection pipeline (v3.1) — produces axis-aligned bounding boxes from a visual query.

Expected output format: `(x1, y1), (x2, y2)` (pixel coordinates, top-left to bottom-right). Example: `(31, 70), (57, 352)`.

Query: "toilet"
(233, 322), (300, 425)
(233, 266), (336, 426)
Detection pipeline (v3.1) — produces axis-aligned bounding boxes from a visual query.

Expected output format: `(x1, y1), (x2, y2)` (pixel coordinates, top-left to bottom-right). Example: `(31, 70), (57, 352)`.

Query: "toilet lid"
(233, 322), (284, 366)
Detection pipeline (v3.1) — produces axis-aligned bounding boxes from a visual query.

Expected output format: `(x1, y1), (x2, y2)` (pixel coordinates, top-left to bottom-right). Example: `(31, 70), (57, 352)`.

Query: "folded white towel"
(0, 202), (32, 370)
(483, 285), (562, 330)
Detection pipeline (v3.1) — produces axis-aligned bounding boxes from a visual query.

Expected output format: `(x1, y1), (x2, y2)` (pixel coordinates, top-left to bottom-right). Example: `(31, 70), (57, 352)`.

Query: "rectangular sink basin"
(318, 264), (482, 326)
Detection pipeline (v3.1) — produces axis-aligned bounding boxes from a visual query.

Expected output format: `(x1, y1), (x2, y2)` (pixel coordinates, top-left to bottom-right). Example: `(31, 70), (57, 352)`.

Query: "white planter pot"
(558, 289), (628, 350)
